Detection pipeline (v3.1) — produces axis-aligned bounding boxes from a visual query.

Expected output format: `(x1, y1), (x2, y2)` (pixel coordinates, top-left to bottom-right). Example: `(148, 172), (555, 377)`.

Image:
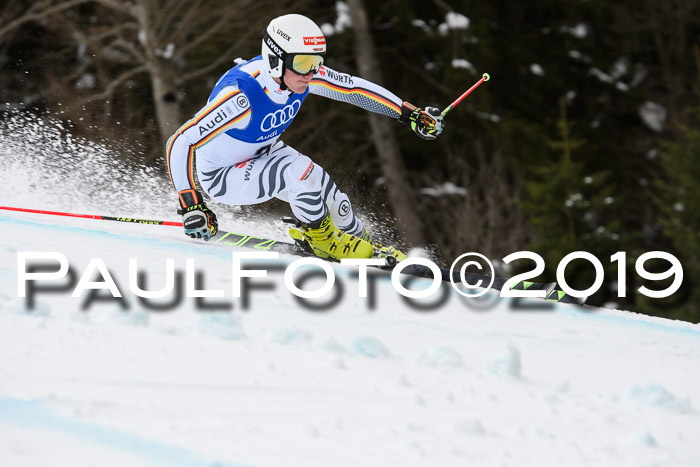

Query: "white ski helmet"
(261, 14), (326, 79)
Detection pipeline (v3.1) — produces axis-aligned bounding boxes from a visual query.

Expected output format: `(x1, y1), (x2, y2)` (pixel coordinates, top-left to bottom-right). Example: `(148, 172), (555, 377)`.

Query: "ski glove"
(177, 189), (218, 240)
(400, 102), (445, 140)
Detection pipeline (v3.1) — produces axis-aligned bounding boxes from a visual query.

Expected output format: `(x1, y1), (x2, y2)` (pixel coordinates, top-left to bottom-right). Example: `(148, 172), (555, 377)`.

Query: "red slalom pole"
(0, 205), (183, 227)
(441, 72), (491, 118)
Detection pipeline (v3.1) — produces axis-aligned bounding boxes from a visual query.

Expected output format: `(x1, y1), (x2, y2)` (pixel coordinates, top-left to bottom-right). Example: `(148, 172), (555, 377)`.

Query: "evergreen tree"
(652, 126), (700, 322)
(524, 97), (621, 306)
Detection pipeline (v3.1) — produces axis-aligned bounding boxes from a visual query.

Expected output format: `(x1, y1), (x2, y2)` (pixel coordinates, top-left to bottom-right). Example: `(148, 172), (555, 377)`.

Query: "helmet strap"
(279, 64), (289, 91)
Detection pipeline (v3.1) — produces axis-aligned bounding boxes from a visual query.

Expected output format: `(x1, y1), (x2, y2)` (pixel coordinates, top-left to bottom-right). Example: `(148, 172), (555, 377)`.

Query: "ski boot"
(359, 231), (407, 267)
(285, 213), (374, 260)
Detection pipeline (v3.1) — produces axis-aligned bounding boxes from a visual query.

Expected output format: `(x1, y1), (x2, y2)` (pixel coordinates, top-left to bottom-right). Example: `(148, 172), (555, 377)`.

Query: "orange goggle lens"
(289, 54), (324, 75)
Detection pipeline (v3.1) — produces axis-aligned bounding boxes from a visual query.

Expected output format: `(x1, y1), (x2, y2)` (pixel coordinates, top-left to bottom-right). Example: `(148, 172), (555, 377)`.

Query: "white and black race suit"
(166, 56), (403, 234)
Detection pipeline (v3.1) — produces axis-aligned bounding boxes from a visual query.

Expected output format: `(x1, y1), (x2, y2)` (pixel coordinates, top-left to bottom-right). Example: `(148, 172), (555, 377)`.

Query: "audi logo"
(260, 100), (301, 132)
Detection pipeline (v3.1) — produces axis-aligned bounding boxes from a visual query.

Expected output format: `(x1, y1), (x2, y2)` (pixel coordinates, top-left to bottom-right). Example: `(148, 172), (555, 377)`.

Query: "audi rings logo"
(261, 101), (301, 132)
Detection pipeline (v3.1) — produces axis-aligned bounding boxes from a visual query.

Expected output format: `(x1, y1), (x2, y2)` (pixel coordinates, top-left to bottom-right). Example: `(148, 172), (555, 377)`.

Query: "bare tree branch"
(176, 27), (259, 85)
(0, 0), (92, 40)
(93, 0), (139, 17)
(105, 37), (146, 64)
(175, 12), (238, 57)
(168, 0), (208, 38)
(75, 64), (148, 107)
(154, 0), (191, 33)
(396, 54), (452, 96)
(78, 23), (138, 46)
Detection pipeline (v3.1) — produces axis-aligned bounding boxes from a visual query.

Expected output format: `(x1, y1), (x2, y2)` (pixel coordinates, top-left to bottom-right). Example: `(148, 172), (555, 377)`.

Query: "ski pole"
(0, 205), (182, 226)
(441, 72), (491, 118)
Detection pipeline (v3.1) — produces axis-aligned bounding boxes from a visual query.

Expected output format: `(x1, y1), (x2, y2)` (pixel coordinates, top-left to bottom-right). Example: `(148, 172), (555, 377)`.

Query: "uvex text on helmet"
(261, 14), (326, 78)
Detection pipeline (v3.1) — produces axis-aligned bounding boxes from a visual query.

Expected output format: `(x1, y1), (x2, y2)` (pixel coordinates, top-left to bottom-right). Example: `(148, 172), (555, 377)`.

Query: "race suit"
(166, 55), (403, 236)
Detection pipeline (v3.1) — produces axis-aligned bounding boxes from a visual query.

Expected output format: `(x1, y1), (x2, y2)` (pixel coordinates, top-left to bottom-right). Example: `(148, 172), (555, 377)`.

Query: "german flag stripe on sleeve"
(166, 89), (245, 188)
(309, 78), (402, 115)
(194, 108), (251, 148)
(186, 145), (196, 188)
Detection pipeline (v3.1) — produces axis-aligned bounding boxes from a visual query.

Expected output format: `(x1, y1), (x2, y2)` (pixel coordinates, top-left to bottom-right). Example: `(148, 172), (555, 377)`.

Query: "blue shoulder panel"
(208, 56), (309, 144)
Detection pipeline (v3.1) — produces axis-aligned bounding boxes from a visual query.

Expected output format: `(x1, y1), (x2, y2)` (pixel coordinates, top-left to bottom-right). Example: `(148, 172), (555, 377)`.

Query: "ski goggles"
(284, 54), (324, 75)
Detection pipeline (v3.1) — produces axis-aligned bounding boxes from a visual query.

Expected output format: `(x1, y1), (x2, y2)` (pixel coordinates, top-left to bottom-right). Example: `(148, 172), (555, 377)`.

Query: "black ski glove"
(177, 189), (218, 240)
(400, 101), (445, 140)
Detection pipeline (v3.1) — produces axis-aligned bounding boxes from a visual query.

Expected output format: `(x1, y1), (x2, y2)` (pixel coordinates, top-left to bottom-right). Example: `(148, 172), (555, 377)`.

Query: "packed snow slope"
(1, 112), (699, 467)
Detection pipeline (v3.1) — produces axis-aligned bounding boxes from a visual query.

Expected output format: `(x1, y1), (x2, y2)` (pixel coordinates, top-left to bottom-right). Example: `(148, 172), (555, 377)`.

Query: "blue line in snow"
(556, 306), (700, 337)
(0, 395), (247, 467)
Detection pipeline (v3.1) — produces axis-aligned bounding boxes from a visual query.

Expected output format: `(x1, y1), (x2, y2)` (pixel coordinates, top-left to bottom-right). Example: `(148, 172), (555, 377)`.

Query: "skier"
(166, 13), (444, 261)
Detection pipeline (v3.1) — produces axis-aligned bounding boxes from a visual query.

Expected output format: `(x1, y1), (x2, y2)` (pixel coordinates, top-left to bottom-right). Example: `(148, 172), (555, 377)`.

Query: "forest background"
(2, 0), (699, 321)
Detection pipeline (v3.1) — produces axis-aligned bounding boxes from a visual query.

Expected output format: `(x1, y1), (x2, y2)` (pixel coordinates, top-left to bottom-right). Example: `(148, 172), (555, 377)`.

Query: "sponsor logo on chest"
(198, 108), (229, 136)
(256, 130), (278, 142)
(260, 100), (301, 132)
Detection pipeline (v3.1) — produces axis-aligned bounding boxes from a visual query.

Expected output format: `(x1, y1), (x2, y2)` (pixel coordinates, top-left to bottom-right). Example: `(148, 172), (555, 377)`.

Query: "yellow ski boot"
(288, 213), (374, 260)
(360, 231), (407, 263)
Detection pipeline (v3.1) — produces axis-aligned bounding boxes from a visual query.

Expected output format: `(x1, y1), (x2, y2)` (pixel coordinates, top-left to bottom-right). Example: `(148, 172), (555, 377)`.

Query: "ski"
(211, 229), (585, 306)
(0, 205), (585, 306)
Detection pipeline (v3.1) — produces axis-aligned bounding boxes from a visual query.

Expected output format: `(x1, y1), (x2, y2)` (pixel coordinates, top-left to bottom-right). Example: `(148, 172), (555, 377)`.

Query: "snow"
(565, 90), (577, 103)
(156, 43), (175, 60)
(564, 192), (588, 208)
(438, 12), (470, 36)
(451, 58), (476, 72)
(75, 73), (97, 90)
(561, 24), (589, 39)
(445, 12), (470, 30)
(568, 50), (592, 63)
(639, 101), (667, 133)
(589, 67), (615, 83)
(586, 58), (641, 93)
(475, 110), (501, 122)
(530, 63), (545, 76)
(320, 23), (335, 36)
(1, 111), (700, 466)
(321, 2), (352, 36)
(610, 57), (630, 79)
(631, 64), (649, 87)
(410, 19), (430, 33)
(419, 182), (467, 197)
